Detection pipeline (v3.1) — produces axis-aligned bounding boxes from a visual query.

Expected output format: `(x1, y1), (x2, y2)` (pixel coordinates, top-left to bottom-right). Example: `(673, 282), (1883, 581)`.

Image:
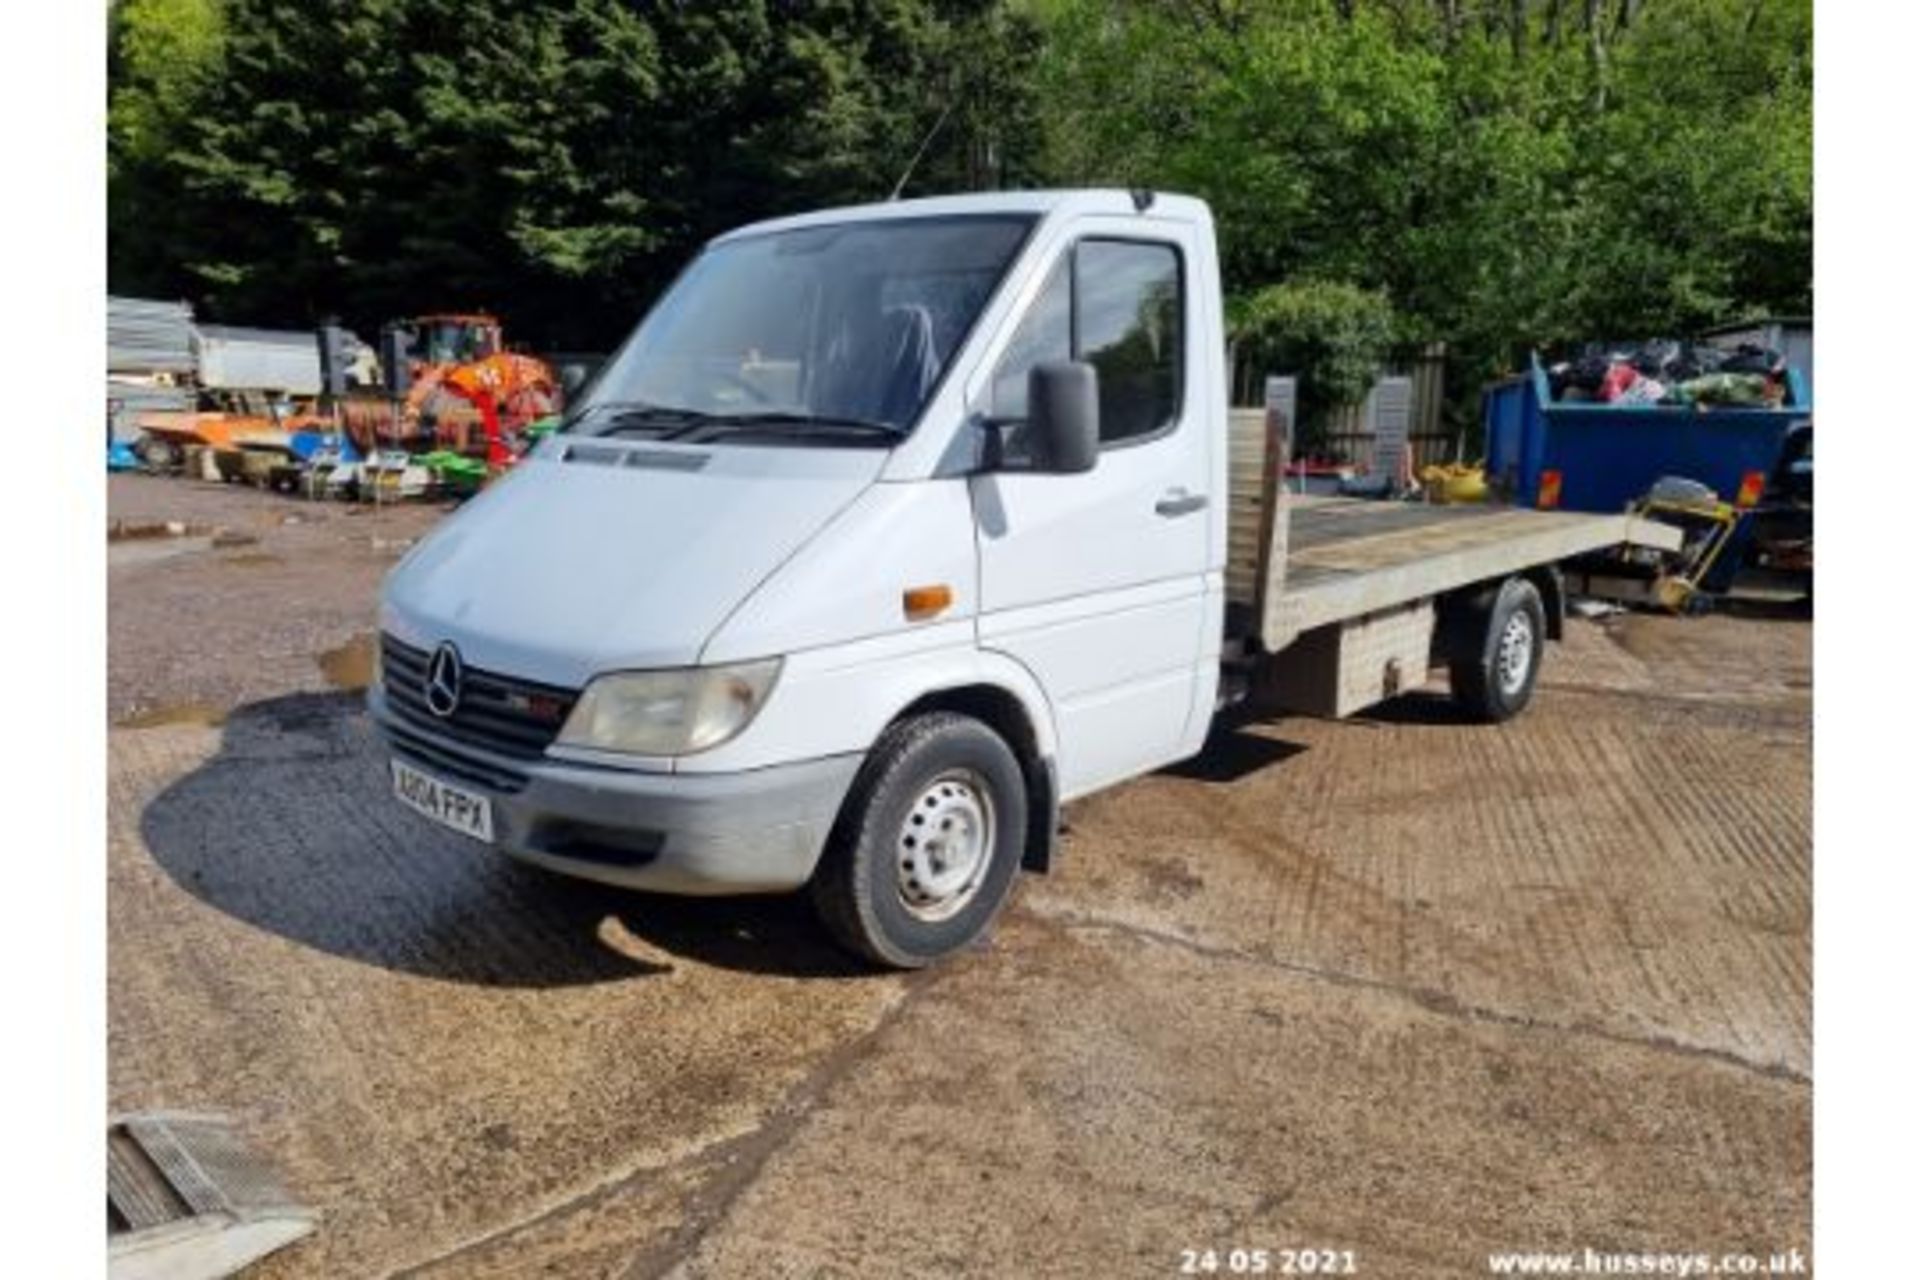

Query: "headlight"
(556, 659), (781, 756)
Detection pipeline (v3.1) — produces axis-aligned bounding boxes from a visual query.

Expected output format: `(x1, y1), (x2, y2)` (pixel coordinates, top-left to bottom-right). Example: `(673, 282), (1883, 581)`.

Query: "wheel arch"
(1435, 567), (1562, 660)
(1523, 564), (1566, 641)
(888, 681), (1060, 875)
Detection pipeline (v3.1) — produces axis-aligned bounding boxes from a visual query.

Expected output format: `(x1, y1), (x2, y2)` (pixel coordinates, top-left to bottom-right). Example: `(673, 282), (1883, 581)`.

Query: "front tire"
(1448, 577), (1546, 722)
(809, 711), (1028, 969)
(135, 434), (181, 471)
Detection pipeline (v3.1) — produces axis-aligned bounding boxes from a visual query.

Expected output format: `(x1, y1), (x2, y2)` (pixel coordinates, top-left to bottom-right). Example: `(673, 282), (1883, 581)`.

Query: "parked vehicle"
(1744, 420), (1813, 585)
(371, 190), (1677, 967)
(341, 313), (559, 462)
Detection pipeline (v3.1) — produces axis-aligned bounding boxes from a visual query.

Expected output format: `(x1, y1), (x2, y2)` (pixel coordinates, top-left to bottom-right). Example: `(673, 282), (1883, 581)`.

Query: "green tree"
(108, 0), (1811, 389)
(1231, 279), (1401, 439)
(107, 0), (229, 299)
(1027, 0), (1812, 418)
(107, 0), (1046, 346)
(108, 0), (227, 165)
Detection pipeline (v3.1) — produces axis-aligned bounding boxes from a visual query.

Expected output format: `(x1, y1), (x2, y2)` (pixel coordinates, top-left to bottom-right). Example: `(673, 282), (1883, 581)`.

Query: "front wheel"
(1448, 577), (1546, 722)
(135, 434), (181, 471)
(809, 711), (1028, 969)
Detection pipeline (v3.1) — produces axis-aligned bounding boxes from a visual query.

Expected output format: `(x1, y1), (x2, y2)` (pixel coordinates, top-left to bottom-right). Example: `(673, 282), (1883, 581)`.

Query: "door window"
(990, 239), (1184, 446)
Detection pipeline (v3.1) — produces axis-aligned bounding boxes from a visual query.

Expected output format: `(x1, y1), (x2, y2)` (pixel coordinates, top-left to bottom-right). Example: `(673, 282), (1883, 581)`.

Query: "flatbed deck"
(1246, 495), (1680, 650)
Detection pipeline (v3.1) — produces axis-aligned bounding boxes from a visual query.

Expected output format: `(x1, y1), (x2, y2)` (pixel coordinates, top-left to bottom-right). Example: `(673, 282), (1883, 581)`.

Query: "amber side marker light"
(1536, 469), (1563, 510)
(903, 584), (953, 621)
(1734, 470), (1766, 509)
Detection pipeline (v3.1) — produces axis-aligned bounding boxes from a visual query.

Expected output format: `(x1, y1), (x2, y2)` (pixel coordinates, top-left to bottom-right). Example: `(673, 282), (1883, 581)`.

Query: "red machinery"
(342, 314), (558, 466)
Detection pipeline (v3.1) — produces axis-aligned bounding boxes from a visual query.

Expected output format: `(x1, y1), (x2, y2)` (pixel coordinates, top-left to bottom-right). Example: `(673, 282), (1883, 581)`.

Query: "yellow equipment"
(1420, 462), (1489, 505)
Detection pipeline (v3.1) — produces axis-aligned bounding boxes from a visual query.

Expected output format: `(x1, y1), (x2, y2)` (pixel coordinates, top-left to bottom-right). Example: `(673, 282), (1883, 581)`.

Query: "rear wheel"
(1448, 577), (1546, 722)
(810, 711), (1028, 969)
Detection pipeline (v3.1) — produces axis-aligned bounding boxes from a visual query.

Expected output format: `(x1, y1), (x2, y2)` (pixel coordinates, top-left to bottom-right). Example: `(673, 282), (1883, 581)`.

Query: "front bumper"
(369, 685), (861, 894)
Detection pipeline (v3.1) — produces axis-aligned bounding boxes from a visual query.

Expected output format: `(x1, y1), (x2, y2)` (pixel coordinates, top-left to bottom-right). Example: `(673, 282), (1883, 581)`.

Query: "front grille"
(381, 634), (576, 761)
(386, 721), (529, 794)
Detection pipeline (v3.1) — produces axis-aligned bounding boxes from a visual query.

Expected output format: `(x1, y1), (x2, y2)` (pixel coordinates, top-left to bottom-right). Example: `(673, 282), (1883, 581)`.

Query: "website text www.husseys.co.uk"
(1486, 1247), (1807, 1276)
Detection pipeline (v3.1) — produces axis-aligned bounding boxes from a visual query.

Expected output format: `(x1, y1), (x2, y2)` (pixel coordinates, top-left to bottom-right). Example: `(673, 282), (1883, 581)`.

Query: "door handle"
(1155, 489), (1208, 517)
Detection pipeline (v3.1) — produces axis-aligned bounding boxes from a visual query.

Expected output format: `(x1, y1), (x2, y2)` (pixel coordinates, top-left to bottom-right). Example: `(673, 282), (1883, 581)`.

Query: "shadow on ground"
(1715, 594), (1814, 622)
(137, 692), (868, 988)
(1159, 721), (1308, 782)
(1353, 689), (1484, 727)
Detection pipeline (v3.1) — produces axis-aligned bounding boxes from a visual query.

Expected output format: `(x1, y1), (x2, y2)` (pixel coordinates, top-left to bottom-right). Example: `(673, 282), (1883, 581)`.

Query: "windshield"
(421, 320), (498, 365)
(573, 214), (1035, 439)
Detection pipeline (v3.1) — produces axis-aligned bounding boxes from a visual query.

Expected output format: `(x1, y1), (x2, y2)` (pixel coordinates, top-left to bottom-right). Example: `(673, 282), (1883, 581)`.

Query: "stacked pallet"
(108, 296), (196, 374)
(107, 296), (198, 443)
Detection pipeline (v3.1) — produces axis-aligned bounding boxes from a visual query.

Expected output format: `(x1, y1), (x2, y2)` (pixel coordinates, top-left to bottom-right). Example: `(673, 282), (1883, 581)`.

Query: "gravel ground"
(108, 474), (445, 724)
(107, 476), (1811, 1279)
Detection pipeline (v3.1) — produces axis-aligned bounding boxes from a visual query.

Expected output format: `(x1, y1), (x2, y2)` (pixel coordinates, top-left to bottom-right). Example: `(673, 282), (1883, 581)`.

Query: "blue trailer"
(1483, 353), (1811, 514)
(1482, 354), (1811, 600)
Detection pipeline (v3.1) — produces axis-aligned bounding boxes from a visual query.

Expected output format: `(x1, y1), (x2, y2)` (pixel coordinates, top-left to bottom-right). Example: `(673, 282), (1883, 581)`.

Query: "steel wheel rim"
(1496, 611), (1535, 696)
(896, 769), (995, 922)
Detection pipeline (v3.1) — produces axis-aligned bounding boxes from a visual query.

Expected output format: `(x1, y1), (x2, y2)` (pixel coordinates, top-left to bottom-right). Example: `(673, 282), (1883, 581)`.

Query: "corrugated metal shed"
(108, 296), (196, 375)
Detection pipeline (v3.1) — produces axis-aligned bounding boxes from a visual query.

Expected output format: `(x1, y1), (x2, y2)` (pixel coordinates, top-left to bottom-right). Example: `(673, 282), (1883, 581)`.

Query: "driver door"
(970, 228), (1210, 798)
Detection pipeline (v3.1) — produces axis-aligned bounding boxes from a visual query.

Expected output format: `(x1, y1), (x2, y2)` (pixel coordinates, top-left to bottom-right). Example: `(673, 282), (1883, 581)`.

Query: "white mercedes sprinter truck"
(372, 190), (1674, 967)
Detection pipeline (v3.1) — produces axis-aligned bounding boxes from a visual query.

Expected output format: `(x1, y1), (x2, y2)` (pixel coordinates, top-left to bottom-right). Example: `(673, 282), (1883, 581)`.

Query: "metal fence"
(1232, 342), (1454, 471)
(1318, 343), (1452, 469)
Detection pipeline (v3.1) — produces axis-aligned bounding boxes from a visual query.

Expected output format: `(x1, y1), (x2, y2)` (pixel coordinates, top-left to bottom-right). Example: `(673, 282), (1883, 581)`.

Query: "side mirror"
(1026, 360), (1100, 474)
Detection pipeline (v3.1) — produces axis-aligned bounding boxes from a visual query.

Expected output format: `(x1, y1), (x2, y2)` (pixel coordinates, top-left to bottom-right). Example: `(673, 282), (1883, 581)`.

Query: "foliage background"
(109, 0), (1810, 413)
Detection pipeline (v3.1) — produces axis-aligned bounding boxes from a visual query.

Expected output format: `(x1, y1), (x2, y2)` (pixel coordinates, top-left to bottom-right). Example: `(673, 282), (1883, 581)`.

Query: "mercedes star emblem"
(424, 642), (464, 718)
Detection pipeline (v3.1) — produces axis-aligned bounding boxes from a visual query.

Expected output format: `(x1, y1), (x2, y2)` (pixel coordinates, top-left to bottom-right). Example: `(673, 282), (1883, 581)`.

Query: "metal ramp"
(108, 1113), (317, 1280)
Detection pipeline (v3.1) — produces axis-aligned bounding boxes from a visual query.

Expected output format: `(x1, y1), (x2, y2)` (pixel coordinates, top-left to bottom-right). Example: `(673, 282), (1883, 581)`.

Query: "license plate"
(390, 759), (494, 843)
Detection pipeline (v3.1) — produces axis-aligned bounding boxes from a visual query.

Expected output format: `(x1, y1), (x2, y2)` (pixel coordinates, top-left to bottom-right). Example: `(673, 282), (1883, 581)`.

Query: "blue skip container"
(1483, 354), (1811, 514)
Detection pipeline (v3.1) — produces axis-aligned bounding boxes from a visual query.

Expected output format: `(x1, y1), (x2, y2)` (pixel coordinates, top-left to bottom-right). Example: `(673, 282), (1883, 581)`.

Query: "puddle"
(316, 633), (377, 690)
(220, 552), (283, 568)
(109, 537), (214, 570)
(115, 702), (228, 730)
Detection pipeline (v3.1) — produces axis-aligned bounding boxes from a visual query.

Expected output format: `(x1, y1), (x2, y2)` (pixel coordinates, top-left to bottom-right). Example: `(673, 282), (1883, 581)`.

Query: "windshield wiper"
(563, 402), (721, 437)
(665, 412), (906, 444)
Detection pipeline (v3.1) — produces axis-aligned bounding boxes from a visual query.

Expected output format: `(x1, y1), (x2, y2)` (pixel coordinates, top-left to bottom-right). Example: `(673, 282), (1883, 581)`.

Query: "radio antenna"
(888, 100), (957, 201)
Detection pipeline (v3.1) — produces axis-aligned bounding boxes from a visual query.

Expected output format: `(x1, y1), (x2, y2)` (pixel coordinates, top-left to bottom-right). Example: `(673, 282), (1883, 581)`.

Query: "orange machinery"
(133, 398), (329, 466)
(342, 314), (558, 466)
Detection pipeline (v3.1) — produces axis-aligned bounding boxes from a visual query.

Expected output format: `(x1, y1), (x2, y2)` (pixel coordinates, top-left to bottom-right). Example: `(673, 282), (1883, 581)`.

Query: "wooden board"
(1226, 404), (1283, 605)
